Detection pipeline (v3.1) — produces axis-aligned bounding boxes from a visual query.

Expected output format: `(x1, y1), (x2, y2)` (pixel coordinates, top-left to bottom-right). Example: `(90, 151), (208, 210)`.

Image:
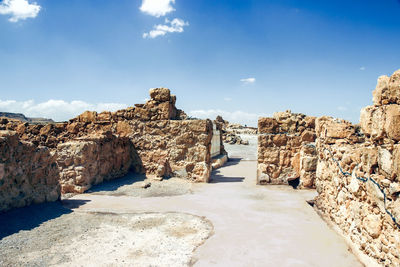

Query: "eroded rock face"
(372, 70), (400, 106)
(0, 88), (216, 210)
(257, 110), (317, 188)
(0, 131), (60, 212)
(315, 70), (400, 266)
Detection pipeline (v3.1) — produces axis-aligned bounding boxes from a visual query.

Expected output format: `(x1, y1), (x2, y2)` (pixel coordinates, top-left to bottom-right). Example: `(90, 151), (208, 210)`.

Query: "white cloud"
(337, 106), (347, 111)
(140, 0), (175, 17)
(188, 109), (270, 127)
(240, 77), (256, 84)
(360, 66), (366, 71)
(0, 0), (40, 22)
(223, 97), (232, 102)
(0, 99), (128, 121)
(143, 18), (188, 38)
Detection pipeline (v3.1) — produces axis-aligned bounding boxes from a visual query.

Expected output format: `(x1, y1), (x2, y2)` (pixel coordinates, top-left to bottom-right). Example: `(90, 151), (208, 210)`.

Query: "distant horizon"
(0, 80), (383, 127)
(1, 0), (400, 126)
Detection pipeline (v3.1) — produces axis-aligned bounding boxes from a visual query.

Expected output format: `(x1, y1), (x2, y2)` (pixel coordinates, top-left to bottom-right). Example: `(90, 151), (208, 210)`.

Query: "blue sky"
(0, 0), (400, 126)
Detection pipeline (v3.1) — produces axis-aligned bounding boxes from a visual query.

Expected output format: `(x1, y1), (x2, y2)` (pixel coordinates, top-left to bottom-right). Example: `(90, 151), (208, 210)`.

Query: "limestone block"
(388, 70), (400, 105)
(301, 156), (317, 172)
(257, 163), (270, 184)
(362, 214), (382, 239)
(348, 177), (360, 194)
(263, 149), (280, 165)
(299, 172), (315, 188)
(191, 162), (210, 183)
(372, 75), (390, 106)
(291, 152), (301, 176)
(258, 118), (279, 134)
(392, 145), (400, 182)
(378, 148), (392, 175)
(149, 87), (171, 102)
(301, 130), (316, 142)
(78, 111), (97, 123)
(384, 104), (400, 141)
(272, 134), (287, 146)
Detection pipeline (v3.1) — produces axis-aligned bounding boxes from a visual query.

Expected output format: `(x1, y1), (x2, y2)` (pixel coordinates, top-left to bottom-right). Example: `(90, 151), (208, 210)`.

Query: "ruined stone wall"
(257, 111), (317, 188)
(0, 131), (60, 212)
(0, 88), (215, 209)
(115, 119), (213, 183)
(315, 70), (400, 266)
(56, 132), (134, 194)
(68, 89), (214, 183)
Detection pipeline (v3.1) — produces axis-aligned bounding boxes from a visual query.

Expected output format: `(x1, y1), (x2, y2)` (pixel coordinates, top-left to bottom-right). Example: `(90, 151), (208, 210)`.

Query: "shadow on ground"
(225, 157), (242, 166)
(0, 199), (90, 240)
(210, 158), (245, 183)
(210, 175), (245, 183)
(87, 172), (146, 193)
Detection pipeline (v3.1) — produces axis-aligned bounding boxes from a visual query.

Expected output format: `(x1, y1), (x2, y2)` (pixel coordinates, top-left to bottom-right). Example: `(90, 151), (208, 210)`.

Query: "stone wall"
(0, 88), (216, 211)
(115, 119), (213, 183)
(314, 70), (400, 266)
(56, 132), (134, 194)
(0, 131), (60, 212)
(257, 110), (317, 188)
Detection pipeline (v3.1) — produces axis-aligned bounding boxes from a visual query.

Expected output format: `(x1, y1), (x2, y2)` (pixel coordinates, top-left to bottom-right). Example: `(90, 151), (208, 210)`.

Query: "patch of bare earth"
(86, 176), (193, 198)
(0, 212), (213, 267)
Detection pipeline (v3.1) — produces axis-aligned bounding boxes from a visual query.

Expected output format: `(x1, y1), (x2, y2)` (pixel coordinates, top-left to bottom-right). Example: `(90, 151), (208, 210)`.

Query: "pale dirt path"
(68, 157), (362, 267)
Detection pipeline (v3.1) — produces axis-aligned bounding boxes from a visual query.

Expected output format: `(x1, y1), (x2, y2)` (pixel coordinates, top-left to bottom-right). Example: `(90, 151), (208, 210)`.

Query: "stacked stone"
(0, 131), (60, 212)
(315, 70), (400, 266)
(257, 110), (317, 188)
(56, 132), (134, 194)
(0, 88), (217, 210)
(361, 70), (400, 143)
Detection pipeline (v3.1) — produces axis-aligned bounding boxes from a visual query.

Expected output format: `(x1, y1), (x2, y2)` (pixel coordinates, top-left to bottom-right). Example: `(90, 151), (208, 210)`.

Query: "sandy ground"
(0, 210), (212, 267)
(87, 174), (193, 198)
(0, 134), (362, 266)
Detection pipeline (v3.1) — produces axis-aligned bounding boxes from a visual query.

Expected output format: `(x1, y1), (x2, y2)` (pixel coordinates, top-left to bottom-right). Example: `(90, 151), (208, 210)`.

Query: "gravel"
(87, 175), (193, 198)
(0, 211), (213, 267)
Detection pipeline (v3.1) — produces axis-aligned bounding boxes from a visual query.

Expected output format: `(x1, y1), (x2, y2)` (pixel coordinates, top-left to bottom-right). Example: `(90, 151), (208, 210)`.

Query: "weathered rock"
(56, 133), (134, 194)
(315, 116), (359, 143)
(257, 111), (317, 188)
(372, 75), (390, 106)
(315, 69), (400, 266)
(150, 88), (171, 102)
(258, 118), (279, 134)
(0, 88), (220, 211)
(211, 154), (228, 170)
(384, 104), (400, 141)
(77, 111), (97, 123)
(0, 131), (60, 212)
